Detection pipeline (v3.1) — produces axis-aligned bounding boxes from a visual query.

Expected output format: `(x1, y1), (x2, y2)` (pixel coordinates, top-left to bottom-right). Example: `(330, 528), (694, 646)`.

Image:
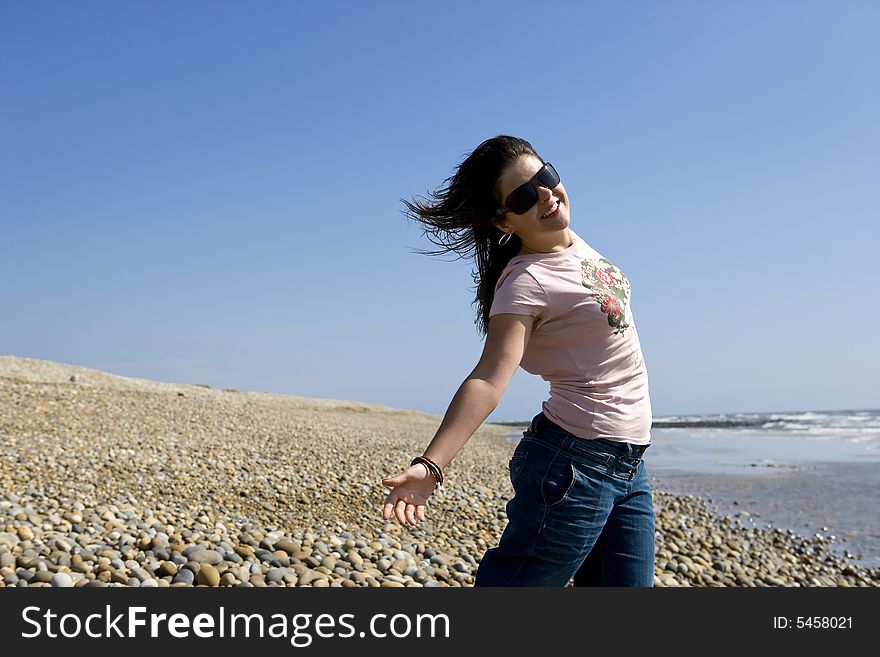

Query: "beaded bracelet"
(411, 455), (444, 486)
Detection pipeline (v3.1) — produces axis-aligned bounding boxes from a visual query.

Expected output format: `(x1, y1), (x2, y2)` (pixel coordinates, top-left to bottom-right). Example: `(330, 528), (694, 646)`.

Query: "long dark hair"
(401, 135), (541, 336)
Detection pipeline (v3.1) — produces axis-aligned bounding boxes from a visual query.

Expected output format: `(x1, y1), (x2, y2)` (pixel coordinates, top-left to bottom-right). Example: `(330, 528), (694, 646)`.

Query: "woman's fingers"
(382, 489), (402, 521)
(394, 499), (407, 525)
(380, 478), (430, 525)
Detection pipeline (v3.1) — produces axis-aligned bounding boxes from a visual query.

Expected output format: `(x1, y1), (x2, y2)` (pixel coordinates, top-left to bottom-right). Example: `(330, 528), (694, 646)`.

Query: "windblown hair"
(401, 135), (541, 336)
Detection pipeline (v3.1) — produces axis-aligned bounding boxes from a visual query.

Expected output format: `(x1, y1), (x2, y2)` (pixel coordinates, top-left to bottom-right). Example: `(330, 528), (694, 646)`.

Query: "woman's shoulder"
(495, 260), (543, 291)
(497, 258), (528, 280)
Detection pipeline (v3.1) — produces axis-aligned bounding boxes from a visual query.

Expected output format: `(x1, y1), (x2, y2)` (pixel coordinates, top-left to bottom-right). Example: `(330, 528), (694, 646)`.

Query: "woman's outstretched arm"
(381, 313), (534, 525)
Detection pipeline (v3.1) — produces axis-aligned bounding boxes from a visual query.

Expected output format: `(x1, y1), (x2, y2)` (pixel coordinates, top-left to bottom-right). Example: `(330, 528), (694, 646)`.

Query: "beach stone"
(298, 569), (320, 586)
(188, 549), (222, 565)
(258, 552), (282, 567)
(110, 571), (129, 584)
(51, 573), (73, 587)
(0, 534), (18, 550)
(34, 571), (54, 584)
(223, 552), (241, 564)
(345, 551), (363, 568)
(158, 562), (177, 577)
(172, 569), (194, 586)
(197, 565), (220, 587)
(234, 545), (255, 559)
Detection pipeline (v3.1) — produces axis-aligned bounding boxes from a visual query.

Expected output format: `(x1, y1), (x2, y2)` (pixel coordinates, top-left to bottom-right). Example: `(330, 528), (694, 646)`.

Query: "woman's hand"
(381, 463), (437, 526)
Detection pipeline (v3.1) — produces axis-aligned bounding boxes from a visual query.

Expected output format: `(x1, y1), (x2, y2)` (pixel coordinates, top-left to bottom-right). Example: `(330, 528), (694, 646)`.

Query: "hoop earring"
(498, 232), (512, 246)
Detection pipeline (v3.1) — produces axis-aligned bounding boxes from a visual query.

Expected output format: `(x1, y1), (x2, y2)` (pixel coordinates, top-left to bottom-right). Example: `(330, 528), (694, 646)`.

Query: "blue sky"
(2, 1), (877, 421)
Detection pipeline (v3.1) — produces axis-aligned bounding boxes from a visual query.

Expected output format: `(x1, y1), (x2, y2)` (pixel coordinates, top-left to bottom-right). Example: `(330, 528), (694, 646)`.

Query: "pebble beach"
(1, 355), (877, 588)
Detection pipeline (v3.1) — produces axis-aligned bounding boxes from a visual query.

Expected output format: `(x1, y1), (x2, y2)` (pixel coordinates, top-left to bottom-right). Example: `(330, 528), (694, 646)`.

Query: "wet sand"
(642, 428), (880, 568)
(647, 462), (880, 568)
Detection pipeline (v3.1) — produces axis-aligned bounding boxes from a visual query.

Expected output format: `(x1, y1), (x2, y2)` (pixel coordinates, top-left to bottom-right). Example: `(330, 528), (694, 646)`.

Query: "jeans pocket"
(541, 456), (576, 510)
(508, 452), (528, 486)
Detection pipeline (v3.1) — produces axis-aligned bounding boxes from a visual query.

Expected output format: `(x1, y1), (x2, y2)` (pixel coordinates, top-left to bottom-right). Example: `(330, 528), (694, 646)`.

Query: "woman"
(381, 135), (655, 587)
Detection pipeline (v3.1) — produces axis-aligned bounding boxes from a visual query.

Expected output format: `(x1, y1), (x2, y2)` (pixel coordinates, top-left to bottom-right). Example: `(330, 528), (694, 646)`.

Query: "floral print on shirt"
(581, 258), (632, 335)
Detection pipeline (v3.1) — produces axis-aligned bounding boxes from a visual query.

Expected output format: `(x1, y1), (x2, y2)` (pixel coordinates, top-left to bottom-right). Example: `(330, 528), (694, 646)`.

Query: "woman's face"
(493, 154), (570, 246)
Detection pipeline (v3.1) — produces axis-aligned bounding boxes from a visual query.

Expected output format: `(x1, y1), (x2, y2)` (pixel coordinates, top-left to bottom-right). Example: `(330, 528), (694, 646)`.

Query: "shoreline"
(1, 355), (877, 587)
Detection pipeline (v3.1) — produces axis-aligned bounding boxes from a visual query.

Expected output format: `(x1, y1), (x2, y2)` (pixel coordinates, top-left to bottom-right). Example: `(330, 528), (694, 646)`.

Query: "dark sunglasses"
(495, 162), (561, 216)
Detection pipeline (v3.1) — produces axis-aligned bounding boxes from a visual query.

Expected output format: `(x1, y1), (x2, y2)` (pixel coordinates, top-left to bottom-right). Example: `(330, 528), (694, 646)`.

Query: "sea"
(503, 408), (880, 568)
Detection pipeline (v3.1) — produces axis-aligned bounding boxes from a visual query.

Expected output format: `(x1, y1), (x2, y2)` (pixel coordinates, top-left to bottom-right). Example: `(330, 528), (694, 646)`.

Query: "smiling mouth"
(541, 200), (561, 218)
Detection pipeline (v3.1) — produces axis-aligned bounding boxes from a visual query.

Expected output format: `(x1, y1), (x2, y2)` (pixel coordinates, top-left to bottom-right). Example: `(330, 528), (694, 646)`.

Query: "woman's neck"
(518, 229), (574, 255)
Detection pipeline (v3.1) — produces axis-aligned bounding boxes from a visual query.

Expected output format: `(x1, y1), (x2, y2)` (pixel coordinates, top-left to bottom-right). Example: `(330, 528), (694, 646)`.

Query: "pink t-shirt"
(489, 230), (652, 445)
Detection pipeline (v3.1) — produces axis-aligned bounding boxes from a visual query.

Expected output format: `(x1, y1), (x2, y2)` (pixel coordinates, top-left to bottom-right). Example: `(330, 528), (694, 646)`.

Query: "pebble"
(158, 561), (177, 577)
(51, 572), (73, 587)
(197, 564), (220, 587)
(172, 569), (195, 586)
(187, 549), (222, 565)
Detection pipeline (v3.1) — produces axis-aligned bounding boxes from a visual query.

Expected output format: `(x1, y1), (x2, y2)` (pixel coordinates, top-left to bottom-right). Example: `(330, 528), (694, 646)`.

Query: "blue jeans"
(474, 412), (655, 587)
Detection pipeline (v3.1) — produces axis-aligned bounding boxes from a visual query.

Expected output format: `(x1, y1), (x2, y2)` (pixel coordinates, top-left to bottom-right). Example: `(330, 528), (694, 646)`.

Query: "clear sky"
(2, 1), (877, 421)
